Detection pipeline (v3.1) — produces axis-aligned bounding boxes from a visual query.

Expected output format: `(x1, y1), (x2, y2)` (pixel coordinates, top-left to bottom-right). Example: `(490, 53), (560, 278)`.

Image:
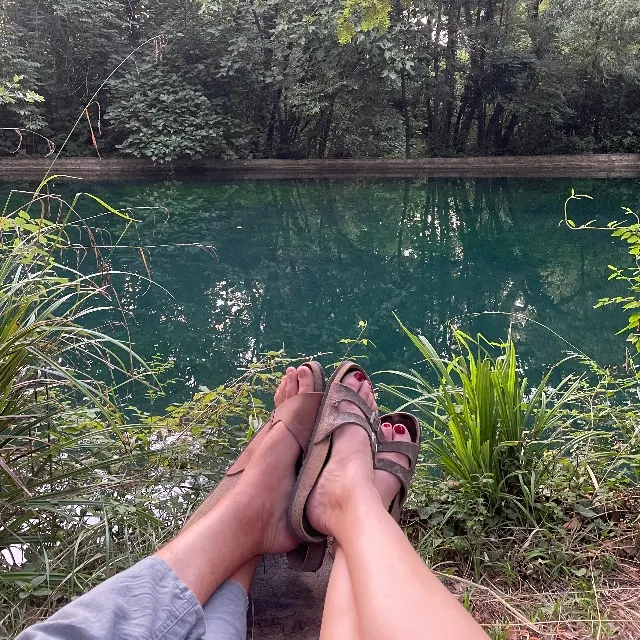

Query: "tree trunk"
(485, 102), (504, 151)
(477, 100), (486, 150)
(500, 113), (518, 151)
(431, 0), (443, 151)
(443, 0), (459, 150)
(317, 100), (334, 158)
(401, 70), (411, 158)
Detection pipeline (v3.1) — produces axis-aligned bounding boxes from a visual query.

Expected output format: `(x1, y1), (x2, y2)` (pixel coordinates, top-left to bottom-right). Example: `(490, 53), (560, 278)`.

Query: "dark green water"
(3, 177), (639, 407)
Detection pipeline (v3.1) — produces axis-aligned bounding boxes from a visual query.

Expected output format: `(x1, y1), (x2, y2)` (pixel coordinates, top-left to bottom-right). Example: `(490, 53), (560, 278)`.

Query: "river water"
(2, 176), (638, 407)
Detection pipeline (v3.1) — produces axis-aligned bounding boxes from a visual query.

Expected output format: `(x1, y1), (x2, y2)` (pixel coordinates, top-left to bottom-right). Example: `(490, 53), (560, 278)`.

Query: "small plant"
(564, 192), (640, 354)
(382, 316), (585, 521)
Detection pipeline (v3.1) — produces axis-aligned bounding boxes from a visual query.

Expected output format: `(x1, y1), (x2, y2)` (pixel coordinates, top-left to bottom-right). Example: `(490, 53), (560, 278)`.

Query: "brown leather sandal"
(287, 361), (380, 571)
(184, 361), (326, 530)
(375, 412), (421, 521)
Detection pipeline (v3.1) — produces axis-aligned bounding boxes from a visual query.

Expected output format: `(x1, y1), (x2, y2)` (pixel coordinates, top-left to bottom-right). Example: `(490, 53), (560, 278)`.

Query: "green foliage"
(0, 200), (155, 630)
(337, 0), (391, 44)
(403, 355), (640, 586)
(599, 210), (640, 353)
(382, 318), (586, 520)
(386, 319), (640, 588)
(107, 69), (240, 162)
(2, 0), (639, 159)
(0, 75), (44, 106)
(564, 192), (640, 352)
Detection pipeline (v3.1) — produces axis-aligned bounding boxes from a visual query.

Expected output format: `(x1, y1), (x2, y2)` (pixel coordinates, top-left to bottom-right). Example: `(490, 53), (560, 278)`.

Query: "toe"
(297, 364), (314, 394)
(387, 422), (412, 468)
(392, 422), (412, 445)
(380, 421), (393, 443)
(285, 366), (299, 398)
(274, 374), (287, 407)
(341, 370), (364, 395)
(377, 420), (410, 467)
(338, 369), (377, 414)
(364, 382), (377, 412)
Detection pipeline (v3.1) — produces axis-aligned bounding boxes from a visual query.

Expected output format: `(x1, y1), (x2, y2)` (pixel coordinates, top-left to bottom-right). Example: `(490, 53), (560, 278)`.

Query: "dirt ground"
(248, 553), (640, 640)
(249, 553), (333, 639)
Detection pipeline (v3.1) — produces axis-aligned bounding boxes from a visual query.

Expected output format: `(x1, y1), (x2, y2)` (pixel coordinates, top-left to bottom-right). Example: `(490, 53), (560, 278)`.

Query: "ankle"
(330, 481), (381, 539)
(213, 493), (266, 557)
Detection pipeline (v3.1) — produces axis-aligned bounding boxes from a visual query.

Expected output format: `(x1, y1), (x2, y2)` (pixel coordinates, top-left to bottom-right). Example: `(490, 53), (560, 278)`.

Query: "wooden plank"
(0, 155), (639, 181)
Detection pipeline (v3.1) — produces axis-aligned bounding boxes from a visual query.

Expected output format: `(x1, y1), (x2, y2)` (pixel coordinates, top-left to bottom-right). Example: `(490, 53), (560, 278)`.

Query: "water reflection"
(3, 177), (636, 405)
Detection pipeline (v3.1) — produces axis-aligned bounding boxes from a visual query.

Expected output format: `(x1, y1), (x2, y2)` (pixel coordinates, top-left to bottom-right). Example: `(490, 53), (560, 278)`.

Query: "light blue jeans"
(15, 557), (248, 640)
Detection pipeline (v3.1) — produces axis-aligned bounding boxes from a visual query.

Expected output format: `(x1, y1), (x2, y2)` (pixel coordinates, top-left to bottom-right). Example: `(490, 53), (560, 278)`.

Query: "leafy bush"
(380, 317), (640, 588)
(107, 68), (241, 162)
(564, 193), (640, 353)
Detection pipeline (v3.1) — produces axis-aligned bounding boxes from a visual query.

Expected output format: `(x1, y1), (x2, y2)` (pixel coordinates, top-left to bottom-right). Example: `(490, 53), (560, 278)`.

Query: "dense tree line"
(0, 0), (639, 160)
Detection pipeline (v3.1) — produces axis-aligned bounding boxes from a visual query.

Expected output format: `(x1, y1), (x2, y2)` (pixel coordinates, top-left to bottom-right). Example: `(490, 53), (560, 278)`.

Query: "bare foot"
(223, 365), (315, 590)
(305, 370), (379, 537)
(231, 364), (316, 555)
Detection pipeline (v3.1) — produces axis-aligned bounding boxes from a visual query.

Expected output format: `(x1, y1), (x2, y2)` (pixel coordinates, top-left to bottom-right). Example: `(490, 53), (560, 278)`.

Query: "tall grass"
(0, 194), (160, 628)
(0, 188), (297, 636)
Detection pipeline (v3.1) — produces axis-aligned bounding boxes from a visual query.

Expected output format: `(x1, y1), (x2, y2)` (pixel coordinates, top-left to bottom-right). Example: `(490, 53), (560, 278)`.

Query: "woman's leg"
(191, 366), (310, 640)
(308, 375), (489, 640)
(319, 418), (412, 640)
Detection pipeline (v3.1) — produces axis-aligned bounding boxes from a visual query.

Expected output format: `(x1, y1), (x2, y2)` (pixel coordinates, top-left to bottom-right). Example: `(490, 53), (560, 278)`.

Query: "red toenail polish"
(394, 424), (406, 435)
(354, 371), (366, 382)
(382, 422), (392, 429)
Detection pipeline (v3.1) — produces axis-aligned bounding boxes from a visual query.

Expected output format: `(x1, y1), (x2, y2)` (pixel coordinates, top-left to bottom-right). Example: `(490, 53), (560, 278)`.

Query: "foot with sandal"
(17, 362), (489, 640)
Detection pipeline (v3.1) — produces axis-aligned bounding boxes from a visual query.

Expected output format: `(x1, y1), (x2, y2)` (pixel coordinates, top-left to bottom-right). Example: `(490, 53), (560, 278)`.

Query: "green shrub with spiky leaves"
(380, 317), (593, 523)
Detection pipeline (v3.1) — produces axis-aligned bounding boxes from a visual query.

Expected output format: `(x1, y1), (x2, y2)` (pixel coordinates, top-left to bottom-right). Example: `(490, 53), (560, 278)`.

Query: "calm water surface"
(3, 177), (639, 407)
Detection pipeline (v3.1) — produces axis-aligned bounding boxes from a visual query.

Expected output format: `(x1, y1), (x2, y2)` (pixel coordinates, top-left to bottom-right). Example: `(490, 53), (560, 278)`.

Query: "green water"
(3, 177), (639, 406)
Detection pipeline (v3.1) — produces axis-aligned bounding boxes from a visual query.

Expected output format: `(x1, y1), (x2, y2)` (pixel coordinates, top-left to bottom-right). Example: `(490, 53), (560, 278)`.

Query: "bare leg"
(182, 366), (310, 594)
(320, 417), (412, 640)
(155, 367), (311, 605)
(308, 376), (489, 640)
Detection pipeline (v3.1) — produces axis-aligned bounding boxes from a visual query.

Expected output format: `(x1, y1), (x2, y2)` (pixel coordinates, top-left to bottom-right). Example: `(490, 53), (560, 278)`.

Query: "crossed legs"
(17, 365), (487, 640)
(161, 366), (488, 640)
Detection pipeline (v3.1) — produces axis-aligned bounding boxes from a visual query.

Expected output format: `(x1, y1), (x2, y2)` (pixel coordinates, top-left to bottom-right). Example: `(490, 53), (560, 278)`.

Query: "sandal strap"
(376, 440), (419, 469)
(271, 392), (324, 452)
(328, 383), (380, 429)
(314, 380), (380, 456)
(374, 456), (412, 522)
(375, 458), (413, 490)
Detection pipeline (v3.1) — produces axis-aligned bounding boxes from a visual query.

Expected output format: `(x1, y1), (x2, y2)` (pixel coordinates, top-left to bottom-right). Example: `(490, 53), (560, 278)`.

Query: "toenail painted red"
(354, 371), (366, 382)
(394, 424), (406, 435)
(382, 422), (392, 429)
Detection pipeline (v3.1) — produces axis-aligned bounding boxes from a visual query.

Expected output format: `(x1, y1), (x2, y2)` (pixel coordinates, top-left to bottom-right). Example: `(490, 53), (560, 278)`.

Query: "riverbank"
(0, 154), (639, 181)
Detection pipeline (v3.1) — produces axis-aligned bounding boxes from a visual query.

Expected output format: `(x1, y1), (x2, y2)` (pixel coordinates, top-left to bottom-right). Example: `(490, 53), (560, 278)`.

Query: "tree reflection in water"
(4, 177), (635, 406)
